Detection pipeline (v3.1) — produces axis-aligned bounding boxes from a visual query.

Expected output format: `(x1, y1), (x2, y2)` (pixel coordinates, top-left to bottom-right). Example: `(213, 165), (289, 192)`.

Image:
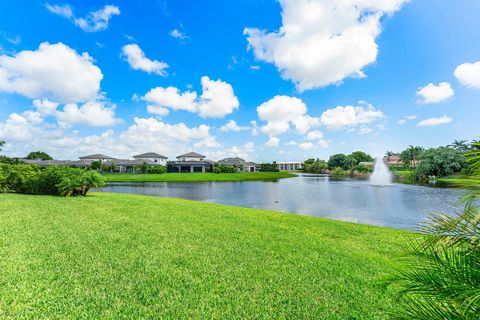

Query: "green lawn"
(0, 193), (410, 319)
(103, 171), (297, 182)
(437, 174), (480, 189)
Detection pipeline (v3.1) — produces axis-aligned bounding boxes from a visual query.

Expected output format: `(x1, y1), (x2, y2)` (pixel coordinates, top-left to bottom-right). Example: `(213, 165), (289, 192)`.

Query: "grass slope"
(103, 172), (296, 182)
(437, 174), (480, 189)
(0, 193), (410, 319)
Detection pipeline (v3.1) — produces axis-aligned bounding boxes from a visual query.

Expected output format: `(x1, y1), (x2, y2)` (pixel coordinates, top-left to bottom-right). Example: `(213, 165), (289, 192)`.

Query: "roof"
(79, 154), (115, 160)
(169, 161), (212, 165)
(218, 157), (258, 167)
(176, 152), (206, 158)
(133, 152), (168, 159)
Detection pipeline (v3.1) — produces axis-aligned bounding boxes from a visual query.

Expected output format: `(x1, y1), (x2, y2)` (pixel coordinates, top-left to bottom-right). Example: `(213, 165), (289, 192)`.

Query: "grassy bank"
(437, 174), (480, 188)
(0, 193), (410, 319)
(103, 171), (296, 182)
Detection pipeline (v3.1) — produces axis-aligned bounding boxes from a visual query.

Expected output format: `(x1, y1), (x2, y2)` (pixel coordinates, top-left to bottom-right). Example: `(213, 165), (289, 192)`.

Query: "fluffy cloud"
(416, 82), (454, 104)
(397, 115), (417, 124)
(454, 61), (480, 89)
(143, 76), (239, 118)
(46, 3), (120, 32)
(0, 111), (222, 159)
(265, 136), (280, 147)
(218, 120), (249, 132)
(122, 44), (169, 76)
(320, 102), (384, 130)
(257, 95), (319, 136)
(299, 142), (314, 150)
(0, 42), (102, 103)
(417, 115), (452, 127)
(358, 127), (373, 135)
(305, 130), (323, 141)
(56, 101), (121, 127)
(244, 0), (409, 91)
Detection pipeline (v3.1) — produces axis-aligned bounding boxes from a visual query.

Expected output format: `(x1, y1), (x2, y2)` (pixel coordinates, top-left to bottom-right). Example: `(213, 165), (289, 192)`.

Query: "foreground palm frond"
(389, 201), (480, 319)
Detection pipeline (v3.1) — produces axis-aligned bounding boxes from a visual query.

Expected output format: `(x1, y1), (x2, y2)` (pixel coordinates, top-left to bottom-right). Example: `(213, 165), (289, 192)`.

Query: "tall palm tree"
(466, 141), (480, 176)
(448, 140), (469, 152)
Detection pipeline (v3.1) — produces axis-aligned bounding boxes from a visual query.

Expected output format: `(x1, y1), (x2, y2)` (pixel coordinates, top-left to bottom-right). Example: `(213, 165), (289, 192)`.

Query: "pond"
(99, 174), (469, 230)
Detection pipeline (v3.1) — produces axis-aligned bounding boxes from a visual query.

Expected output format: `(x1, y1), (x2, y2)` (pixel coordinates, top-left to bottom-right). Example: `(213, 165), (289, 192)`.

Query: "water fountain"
(369, 157), (392, 186)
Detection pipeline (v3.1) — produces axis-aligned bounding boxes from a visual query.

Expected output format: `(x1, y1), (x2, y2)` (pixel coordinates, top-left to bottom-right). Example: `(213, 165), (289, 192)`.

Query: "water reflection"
(99, 175), (468, 230)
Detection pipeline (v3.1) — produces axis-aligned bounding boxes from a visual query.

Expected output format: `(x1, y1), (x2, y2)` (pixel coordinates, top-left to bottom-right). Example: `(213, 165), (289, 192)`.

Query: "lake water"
(99, 174), (469, 230)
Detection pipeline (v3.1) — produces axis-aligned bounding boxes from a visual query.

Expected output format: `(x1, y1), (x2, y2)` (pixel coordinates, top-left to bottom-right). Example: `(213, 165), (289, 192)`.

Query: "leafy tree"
(26, 151), (53, 160)
(303, 158), (328, 174)
(328, 153), (348, 169)
(259, 162), (279, 172)
(414, 147), (466, 179)
(0, 140), (4, 152)
(136, 161), (149, 174)
(350, 151), (374, 163)
(400, 145), (425, 165)
(344, 155), (359, 170)
(89, 160), (102, 171)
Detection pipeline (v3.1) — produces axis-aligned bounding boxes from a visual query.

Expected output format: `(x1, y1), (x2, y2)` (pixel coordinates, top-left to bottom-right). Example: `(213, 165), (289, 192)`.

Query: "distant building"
(133, 152), (168, 165)
(25, 153), (168, 173)
(277, 161), (303, 171)
(383, 154), (404, 166)
(79, 154), (115, 162)
(168, 152), (213, 173)
(217, 157), (259, 172)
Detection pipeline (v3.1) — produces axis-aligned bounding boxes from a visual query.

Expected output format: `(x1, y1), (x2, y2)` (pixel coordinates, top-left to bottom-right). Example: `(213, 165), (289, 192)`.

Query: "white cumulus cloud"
(416, 82), (454, 104)
(143, 76), (239, 118)
(454, 61), (480, 89)
(244, 0), (409, 91)
(122, 44), (168, 76)
(417, 115), (452, 127)
(56, 101), (121, 127)
(46, 3), (120, 32)
(218, 120), (249, 132)
(320, 102), (384, 130)
(299, 142), (314, 150)
(257, 95), (319, 136)
(265, 136), (280, 147)
(0, 42), (102, 103)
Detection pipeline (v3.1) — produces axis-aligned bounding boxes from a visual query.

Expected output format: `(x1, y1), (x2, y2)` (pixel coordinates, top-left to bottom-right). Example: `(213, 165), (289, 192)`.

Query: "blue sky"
(0, 0), (479, 161)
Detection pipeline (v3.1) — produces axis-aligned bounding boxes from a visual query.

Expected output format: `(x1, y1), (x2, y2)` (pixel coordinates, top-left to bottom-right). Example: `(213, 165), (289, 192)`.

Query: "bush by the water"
(414, 147), (466, 180)
(0, 164), (104, 196)
(213, 163), (237, 173)
(303, 158), (328, 173)
(147, 165), (167, 174)
(259, 163), (279, 172)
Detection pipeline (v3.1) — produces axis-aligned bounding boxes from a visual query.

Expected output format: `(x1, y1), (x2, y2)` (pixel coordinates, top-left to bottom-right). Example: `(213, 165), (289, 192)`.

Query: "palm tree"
(400, 146), (425, 166)
(389, 201), (480, 319)
(0, 140), (5, 152)
(385, 151), (395, 161)
(466, 141), (480, 176)
(448, 140), (469, 152)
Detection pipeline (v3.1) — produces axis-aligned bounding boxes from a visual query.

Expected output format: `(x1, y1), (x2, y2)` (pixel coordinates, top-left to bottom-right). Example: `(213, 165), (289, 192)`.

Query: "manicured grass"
(103, 171), (297, 182)
(391, 170), (414, 178)
(437, 174), (480, 189)
(0, 193), (410, 319)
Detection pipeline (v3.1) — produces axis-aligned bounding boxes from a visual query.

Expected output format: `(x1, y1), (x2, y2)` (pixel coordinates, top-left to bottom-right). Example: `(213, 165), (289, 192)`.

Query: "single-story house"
(277, 161), (303, 171)
(79, 154), (115, 162)
(133, 152), (168, 165)
(168, 152), (213, 173)
(217, 157), (259, 172)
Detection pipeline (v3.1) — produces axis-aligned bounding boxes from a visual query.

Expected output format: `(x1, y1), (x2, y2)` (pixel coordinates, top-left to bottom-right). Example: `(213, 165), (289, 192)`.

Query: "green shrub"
(331, 167), (346, 176)
(414, 147), (466, 180)
(0, 164), (104, 196)
(352, 164), (371, 174)
(213, 163), (237, 173)
(303, 158), (328, 173)
(147, 165), (167, 174)
(259, 163), (279, 172)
